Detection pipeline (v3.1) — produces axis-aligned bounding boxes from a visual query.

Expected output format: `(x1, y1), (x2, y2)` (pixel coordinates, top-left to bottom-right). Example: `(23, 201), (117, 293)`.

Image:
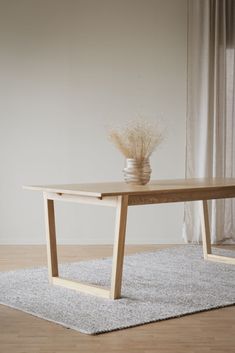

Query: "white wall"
(0, 0), (187, 244)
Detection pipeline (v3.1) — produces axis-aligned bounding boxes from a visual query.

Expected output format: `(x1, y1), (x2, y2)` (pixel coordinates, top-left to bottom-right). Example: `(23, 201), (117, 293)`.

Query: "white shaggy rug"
(0, 246), (235, 334)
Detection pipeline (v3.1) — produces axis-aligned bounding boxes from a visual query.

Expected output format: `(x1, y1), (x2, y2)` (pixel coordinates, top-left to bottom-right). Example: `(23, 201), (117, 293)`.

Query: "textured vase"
(123, 158), (152, 185)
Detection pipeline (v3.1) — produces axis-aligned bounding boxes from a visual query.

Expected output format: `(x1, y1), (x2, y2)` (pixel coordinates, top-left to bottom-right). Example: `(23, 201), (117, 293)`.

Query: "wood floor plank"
(0, 245), (235, 353)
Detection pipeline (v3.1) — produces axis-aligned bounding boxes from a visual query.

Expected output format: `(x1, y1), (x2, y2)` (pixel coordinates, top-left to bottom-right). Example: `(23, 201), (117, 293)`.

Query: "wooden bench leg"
(110, 195), (129, 299)
(44, 194), (59, 280)
(200, 199), (235, 265)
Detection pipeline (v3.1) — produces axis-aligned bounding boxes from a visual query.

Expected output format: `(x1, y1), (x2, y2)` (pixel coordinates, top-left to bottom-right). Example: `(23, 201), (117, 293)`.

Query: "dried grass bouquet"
(108, 119), (165, 185)
(108, 119), (164, 161)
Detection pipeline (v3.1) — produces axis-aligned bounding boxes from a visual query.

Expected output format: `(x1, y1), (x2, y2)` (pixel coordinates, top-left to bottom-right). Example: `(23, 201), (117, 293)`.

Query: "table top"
(24, 178), (235, 198)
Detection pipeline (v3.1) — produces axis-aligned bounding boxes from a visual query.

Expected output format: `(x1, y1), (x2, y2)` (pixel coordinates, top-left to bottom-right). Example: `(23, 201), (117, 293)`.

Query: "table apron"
(44, 188), (235, 207)
(44, 192), (118, 207)
(128, 188), (235, 206)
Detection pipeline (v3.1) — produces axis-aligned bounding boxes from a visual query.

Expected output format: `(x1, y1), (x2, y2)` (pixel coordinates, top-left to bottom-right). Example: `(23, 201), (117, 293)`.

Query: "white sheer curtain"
(183, 0), (235, 244)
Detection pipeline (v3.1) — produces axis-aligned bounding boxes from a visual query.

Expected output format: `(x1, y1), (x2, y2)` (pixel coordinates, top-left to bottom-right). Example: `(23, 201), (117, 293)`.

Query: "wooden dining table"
(24, 178), (235, 300)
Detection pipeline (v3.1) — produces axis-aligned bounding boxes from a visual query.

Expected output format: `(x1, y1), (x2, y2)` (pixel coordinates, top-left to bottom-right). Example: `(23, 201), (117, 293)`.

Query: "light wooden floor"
(0, 245), (235, 353)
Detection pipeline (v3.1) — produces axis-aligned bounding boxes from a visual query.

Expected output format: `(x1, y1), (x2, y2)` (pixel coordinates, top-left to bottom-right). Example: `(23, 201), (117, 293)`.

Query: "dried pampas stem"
(108, 119), (165, 161)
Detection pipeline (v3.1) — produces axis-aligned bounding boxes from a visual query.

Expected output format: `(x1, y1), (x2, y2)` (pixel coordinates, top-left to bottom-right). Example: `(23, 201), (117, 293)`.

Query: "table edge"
(23, 183), (235, 198)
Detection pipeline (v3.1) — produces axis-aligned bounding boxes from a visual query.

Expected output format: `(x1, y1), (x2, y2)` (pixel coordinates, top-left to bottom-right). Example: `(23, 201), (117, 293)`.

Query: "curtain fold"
(183, 0), (235, 244)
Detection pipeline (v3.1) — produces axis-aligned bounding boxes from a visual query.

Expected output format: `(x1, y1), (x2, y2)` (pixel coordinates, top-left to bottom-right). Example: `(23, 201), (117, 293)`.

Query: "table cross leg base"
(200, 200), (235, 265)
(44, 193), (128, 300)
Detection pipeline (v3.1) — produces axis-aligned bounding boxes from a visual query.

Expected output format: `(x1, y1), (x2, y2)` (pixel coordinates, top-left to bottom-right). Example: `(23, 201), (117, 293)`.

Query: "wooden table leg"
(200, 200), (212, 259)
(200, 199), (235, 265)
(43, 193), (129, 299)
(44, 194), (59, 280)
(110, 195), (129, 299)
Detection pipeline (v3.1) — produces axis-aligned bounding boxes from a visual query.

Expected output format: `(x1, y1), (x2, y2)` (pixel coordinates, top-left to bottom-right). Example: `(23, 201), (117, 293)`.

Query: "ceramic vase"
(123, 158), (152, 185)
